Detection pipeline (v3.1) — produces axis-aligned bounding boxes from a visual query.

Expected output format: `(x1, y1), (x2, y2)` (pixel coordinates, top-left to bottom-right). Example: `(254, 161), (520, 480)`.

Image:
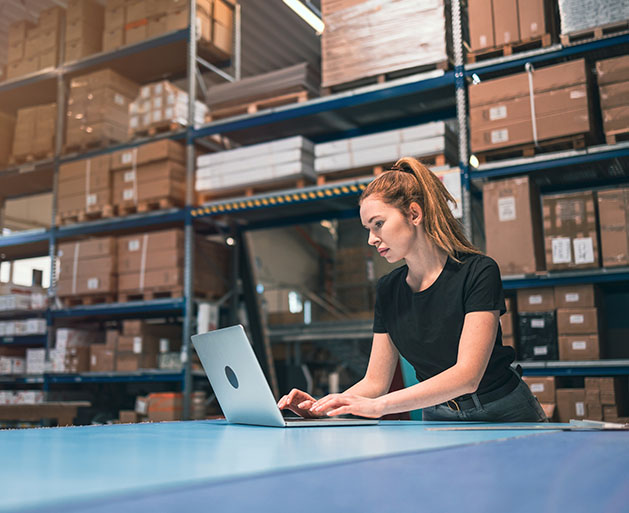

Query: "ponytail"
(359, 157), (480, 260)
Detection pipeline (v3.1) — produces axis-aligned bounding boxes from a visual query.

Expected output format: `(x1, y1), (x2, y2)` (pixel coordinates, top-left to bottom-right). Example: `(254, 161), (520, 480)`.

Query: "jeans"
(422, 380), (549, 422)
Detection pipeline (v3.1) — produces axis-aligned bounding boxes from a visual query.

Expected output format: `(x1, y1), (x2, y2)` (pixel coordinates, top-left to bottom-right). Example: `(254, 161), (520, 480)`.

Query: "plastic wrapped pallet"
(195, 136), (315, 192)
(321, 0), (451, 89)
(558, 0), (629, 35)
(129, 80), (207, 135)
(314, 122), (457, 174)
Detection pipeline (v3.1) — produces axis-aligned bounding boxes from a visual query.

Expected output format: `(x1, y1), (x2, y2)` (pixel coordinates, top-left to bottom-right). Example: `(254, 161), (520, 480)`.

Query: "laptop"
(191, 325), (379, 427)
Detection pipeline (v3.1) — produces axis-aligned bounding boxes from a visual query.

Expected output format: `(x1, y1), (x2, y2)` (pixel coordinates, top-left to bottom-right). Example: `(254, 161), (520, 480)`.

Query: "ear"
(408, 202), (423, 225)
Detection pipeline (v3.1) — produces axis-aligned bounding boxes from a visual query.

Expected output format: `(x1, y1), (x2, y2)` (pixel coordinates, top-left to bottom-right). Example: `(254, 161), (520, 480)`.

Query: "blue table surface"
(1, 420), (627, 513)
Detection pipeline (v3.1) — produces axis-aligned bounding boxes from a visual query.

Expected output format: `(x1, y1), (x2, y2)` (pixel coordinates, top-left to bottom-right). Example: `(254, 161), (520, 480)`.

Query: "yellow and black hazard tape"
(190, 182), (368, 218)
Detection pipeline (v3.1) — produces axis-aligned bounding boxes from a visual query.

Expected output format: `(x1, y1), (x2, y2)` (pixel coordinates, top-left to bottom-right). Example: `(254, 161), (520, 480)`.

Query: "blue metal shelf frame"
(52, 298), (185, 320)
(46, 371), (186, 384)
(520, 362), (629, 377)
(0, 375), (45, 384)
(502, 267), (629, 289)
(0, 335), (47, 346)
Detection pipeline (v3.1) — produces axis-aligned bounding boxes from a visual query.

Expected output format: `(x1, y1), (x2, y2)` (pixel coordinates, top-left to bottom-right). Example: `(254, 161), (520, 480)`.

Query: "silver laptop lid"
(192, 325), (286, 427)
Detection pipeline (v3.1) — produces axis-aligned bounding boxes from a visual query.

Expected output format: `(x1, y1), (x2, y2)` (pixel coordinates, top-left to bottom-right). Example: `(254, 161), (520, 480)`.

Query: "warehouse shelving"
(519, 360), (629, 377)
(2, 1), (629, 419)
(0, 335), (46, 346)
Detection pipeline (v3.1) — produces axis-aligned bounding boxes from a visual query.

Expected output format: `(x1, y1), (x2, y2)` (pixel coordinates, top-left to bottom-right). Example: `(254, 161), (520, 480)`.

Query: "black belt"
(441, 368), (521, 412)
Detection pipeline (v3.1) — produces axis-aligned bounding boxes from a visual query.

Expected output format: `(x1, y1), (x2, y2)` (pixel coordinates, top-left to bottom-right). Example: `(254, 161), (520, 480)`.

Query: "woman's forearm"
(344, 376), (391, 399)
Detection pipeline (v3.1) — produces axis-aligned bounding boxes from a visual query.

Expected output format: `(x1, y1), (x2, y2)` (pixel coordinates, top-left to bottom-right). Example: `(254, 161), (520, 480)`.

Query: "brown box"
(516, 288), (555, 312)
(117, 335), (160, 354)
(125, 20), (149, 45)
(106, 329), (119, 349)
(523, 376), (556, 403)
(518, 0), (547, 40)
(67, 0), (105, 26)
(65, 38), (102, 63)
(119, 410), (139, 423)
(554, 284), (598, 309)
(556, 388), (587, 422)
(64, 346), (90, 373)
(8, 41), (25, 64)
(467, 0), (495, 51)
(602, 105), (629, 133)
(0, 112), (15, 167)
(556, 307), (599, 335)
(599, 82), (629, 110)
(105, 4), (126, 29)
(112, 165), (185, 206)
(558, 334), (601, 360)
(126, 0), (148, 23)
(89, 345), (116, 372)
(69, 69), (139, 101)
(103, 27), (125, 51)
(116, 352), (158, 371)
(597, 188), (629, 267)
(39, 48), (58, 69)
(57, 269), (116, 296)
(483, 176), (545, 275)
(57, 237), (117, 297)
(65, 16), (104, 44)
(542, 191), (600, 271)
(60, 255), (115, 279)
(111, 140), (186, 169)
(57, 190), (111, 213)
(8, 20), (36, 46)
(118, 268), (185, 291)
(24, 30), (42, 59)
(596, 55), (629, 86)
(148, 15), (169, 38)
(59, 237), (116, 260)
(39, 6), (64, 31)
(492, 0), (519, 45)
(147, 392), (182, 422)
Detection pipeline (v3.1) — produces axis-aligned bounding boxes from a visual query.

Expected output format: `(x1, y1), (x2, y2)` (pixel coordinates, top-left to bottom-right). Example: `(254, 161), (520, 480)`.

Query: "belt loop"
(471, 393), (482, 409)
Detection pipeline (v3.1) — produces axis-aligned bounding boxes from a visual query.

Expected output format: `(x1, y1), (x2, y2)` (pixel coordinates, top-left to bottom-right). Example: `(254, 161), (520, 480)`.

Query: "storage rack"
(1, 1), (629, 419)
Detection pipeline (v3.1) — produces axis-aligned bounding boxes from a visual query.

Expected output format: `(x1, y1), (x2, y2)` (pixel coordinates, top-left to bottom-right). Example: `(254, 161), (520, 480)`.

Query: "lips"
(378, 248), (389, 256)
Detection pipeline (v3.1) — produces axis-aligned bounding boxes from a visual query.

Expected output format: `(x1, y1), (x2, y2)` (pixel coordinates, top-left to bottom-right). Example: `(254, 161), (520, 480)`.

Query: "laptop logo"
(225, 366), (239, 389)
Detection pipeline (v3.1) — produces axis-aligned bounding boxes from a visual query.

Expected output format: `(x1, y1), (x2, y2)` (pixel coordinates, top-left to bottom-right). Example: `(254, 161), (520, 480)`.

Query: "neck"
(404, 235), (448, 292)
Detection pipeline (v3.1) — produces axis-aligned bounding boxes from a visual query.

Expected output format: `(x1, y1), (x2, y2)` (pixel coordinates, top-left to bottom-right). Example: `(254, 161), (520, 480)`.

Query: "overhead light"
(471, 73), (481, 85)
(283, 0), (325, 34)
(469, 155), (480, 169)
(225, 236), (236, 246)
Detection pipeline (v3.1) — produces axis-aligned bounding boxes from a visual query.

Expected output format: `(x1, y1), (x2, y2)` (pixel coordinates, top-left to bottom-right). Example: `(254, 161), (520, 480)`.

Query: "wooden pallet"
(9, 150), (54, 165)
(321, 60), (450, 95)
(117, 287), (183, 303)
(475, 134), (588, 164)
(116, 197), (183, 216)
(56, 204), (115, 226)
(206, 90), (312, 122)
(316, 154), (448, 185)
(466, 34), (553, 64)
(60, 293), (117, 307)
(130, 121), (184, 138)
(605, 129), (629, 146)
(560, 20), (629, 46)
(196, 176), (316, 204)
(63, 137), (122, 155)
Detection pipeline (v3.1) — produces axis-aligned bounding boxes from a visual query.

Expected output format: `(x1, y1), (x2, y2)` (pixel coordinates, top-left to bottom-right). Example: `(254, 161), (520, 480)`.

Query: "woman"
(278, 157), (547, 422)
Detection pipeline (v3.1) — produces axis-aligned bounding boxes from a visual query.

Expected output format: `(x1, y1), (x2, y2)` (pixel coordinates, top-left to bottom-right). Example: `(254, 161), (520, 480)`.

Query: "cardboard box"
(542, 191), (600, 271)
(57, 271), (116, 296)
(116, 352), (158, 371)
(554, 284), (598, 309)
(103, 27), (125, 51)
(599, 81), (629, 110)
(517, 311), (558, 360)
(523, 376), (556, 403)
(483, 176), (545, 275)
(597, 188), (629, 267)
(126, 0), (148, 23)
(117, 335), (160, 354)
(556, 307), (599, 335)
(125, 20), (149, 45)
(148, 15), (169, 38)
(59, 237), (116, 260)
(111, 140), (186, 169)
(585, 377), (628, 410)
(516, 288), (555, 312)
(492, 0), (519, 45)
(556, 388), (587, 422)
(105, 4), (126, 29)
(64, 346), (91, 373)
(596, 55), (629, 86)
(518, 0), (547, 40)
(559, 334), (601, 360)
(8, 41), (25, 64)
(39, 48), (59, 69)
(8, 20), (36, 46)
(39, 6), (64, 31)
(106, 329), (119, 349)
(502, 335), (515, 352)
(0, 112), (15, 167)
(119, 410), (139, 423)
(66, 0), (105, 26)
(147, 392), (182, 422)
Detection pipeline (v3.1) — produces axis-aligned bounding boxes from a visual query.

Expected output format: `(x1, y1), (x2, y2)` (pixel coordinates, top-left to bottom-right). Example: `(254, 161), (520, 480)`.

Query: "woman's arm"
(311, 310), (500, 418)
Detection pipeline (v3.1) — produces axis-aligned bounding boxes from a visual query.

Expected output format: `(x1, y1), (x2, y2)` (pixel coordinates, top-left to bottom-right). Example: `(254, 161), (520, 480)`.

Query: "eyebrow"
(362, 215), (380, 228)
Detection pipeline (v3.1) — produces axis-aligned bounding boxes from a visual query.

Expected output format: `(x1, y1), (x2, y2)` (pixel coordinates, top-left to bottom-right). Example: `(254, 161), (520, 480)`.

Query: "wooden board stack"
(195, 136), (315, 194)
(314, 121), (457, 175)
(321, 0), (451, 89)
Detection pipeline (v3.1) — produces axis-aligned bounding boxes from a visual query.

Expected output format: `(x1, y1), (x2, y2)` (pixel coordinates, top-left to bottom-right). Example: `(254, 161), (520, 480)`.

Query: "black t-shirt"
(373, 253), (515, 395)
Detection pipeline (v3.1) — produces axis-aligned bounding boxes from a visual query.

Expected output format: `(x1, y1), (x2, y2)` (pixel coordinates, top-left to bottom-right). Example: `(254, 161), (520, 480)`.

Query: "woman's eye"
(375, 221), (383, 228)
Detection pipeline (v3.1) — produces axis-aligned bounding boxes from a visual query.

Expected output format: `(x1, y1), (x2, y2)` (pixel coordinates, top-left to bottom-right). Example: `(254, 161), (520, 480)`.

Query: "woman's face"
(360, 195), (419, 263)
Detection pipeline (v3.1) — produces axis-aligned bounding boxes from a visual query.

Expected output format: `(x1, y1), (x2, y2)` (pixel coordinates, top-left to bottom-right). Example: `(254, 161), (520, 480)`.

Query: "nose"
(368, 230), (379, 247)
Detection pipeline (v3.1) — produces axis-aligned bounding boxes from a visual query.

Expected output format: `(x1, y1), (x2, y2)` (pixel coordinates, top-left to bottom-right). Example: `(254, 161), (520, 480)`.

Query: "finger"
(327, 406), (351, 417)
(312, 397), (346, 414)
(297, 400), (314, 409)
(278, 395), (288, 408)
(312, 394), (340, 410)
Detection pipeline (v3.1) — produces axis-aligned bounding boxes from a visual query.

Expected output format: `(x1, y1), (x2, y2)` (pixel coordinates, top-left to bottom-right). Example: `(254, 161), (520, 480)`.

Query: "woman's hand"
(310, 393), (385, 419)
(277, 388), (321, 418)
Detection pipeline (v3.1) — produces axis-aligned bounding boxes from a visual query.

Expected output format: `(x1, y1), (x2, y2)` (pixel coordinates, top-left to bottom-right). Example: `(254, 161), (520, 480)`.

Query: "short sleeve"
(463, 257), (506, 315)
(372, 279), (387, 333)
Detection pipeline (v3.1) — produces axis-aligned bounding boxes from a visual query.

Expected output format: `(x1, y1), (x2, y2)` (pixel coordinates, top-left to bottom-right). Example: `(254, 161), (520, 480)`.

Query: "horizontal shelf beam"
(0, 335), (46, 346)
(46, 371), (185, 384)
(519, 360), (629, 376)
(502, 267), (629, 289)
(52, 297), (185, 319)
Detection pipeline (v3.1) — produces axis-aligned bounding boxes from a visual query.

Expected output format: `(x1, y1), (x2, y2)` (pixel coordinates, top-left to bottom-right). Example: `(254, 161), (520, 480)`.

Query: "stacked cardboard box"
(89, 329), (119, 372)
(57, 237), (117, 300)
(483, 176), (545, 275)
(523, 376), (556, 420)
(58, 155), (113, 220)
(516, 288), (558, 360)
(103, 0), (127, 52)
(116, 320), (182, 371)
(111, 140), (186, 210)
(0, 319), (46, 337)
(66, 69), (138, 150)
(11, 103), (57, 160)
(0, 111), (15, 167)
(314, 122), (457, 175)
(468, 0), (552, 52)
(50, 328), (103, 373)
(321, 0), (450, 89)
(129, 80), (207, 135)
(264, 288), (305, 325)
(556, 388), (587, 422)
(542, 191), (600, 271)
(196, 136), (315, 194)
(7, 7), (63, 80)
(556, 285), (602, 360)
(469, 60), (591, 153)
(597, 188), (629, 267)
(597, 55), (629, 143)
(6, 20), (37, 80)
(117, 229), (231, 300)
(585, 377), (629, 422)
(147, 392), (183, 422)
(64, 0), (104, 63)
